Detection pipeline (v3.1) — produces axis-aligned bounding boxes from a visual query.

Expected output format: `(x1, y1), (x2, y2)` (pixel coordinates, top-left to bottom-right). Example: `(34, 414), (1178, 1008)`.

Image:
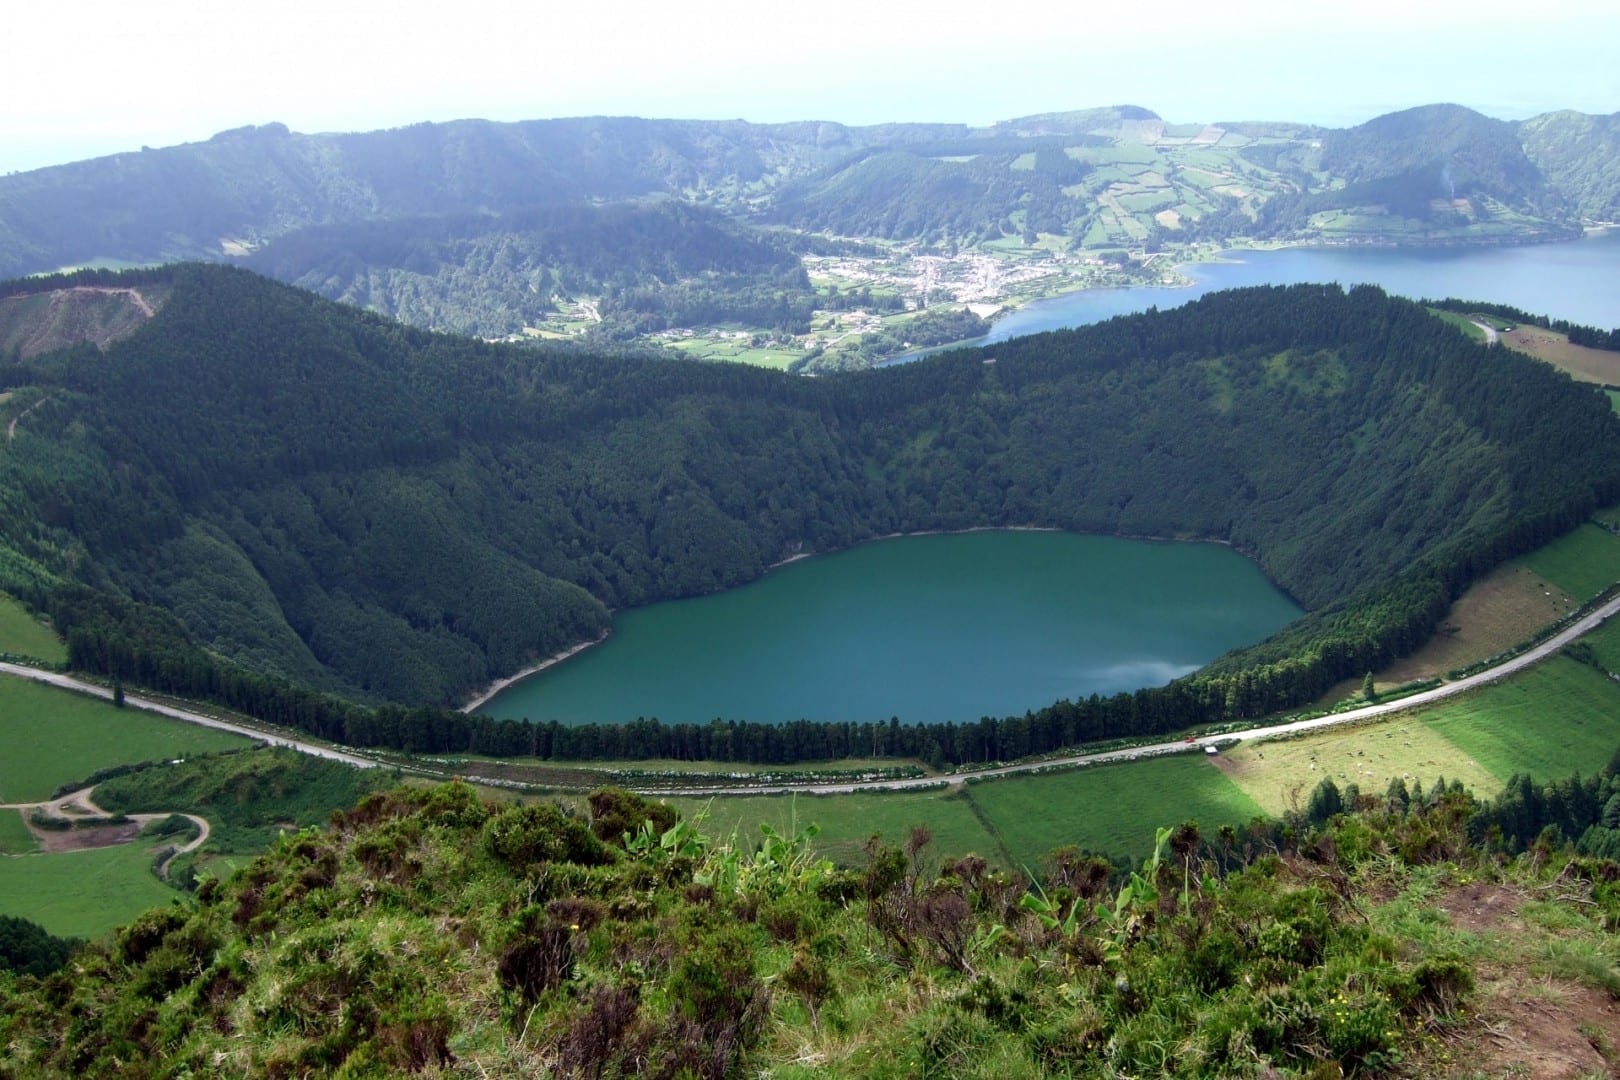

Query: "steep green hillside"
(768, 141), (1102, 244)
(1255, 104), (1564, 241)
(1519, 108), (1620, 222)
(0, 265), (1614, 762)
(244, 201), (811, 339)
(0, 117), (863, 278)
(5, 779), (1620, 1077)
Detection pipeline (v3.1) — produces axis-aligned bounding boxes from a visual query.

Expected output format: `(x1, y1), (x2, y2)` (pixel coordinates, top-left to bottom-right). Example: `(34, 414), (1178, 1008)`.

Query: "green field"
(0, 675), (251, 803)
(1583, 612), (1620, 673)
(1428, 308), (1489, 342)
(665, 336), (803, 370)
(0, 809), (38, 854)
(1224, 650), (1620, 816)
(0, 593), (66, 663)
(663, 635), (1620, 873)
(1221, 717), (1503, 816)
(666, 785), (997, 869)
(0, 842), (182, 940)
(1514, 522), (1620, 599)
(665, 754), (1266, 871)
(965, 756), (1264, 866)
(1417, 656), (1620, 782)
(93, 747), (391, 854)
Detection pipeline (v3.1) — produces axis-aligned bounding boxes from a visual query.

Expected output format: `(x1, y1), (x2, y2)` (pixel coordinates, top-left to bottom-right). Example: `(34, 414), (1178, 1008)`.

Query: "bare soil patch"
(1450, 976), (1620, 1079)
(1503, 328), (1620, 385)
(1436, 881), (1528, 935)
(0, 286), (159, 361)
(1432, 881), (1620, 1079)
(29, 818), (143, 853)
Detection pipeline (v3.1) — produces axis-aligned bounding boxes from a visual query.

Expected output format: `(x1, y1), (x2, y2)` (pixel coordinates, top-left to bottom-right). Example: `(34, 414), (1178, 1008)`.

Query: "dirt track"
(1, 785), (210, 869)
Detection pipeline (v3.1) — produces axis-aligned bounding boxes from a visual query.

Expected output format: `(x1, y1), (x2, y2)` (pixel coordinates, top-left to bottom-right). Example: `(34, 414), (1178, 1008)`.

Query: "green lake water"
(481, 531), (1302, 727)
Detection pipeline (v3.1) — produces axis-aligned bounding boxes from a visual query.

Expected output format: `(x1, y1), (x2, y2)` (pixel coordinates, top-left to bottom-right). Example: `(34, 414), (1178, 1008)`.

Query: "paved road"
(7, 590), (1619, 797)
(664, 592), (1620, 796)
(0, 661), (380, 769)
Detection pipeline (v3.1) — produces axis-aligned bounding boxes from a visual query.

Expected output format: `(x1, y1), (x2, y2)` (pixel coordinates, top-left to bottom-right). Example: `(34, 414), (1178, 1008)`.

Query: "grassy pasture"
(1375, 564), (1575, 687)
(669, 754), (1268, 872)
(1582, 613), (1620, 673)
(1119, 191), (1176, 213)
(1428, 308), (1489, 342)
(0, 842), (180, 940)
(1606, 389), (1620, 415)
(664, 337), (802, 370)
(0, 809), (38, 854)
(1219, 720), (1500, 816)
(965, 755), (1264, 866)
(0, 674), (250, 803)
(0, 592), (66, 663)
(93, 747), (392, 854)
(1230, 653), (1620, 817)
(1418, 656), (1620, 783)
(665, 786), (997, 869)
(1515, 522), (1620, 600)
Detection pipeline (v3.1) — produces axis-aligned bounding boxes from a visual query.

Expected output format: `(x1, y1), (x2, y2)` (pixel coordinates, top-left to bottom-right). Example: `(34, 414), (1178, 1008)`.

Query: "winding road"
(0, 661), (379, 769)
(5, 589), (1619, 797)
(1, 785), (211, 879)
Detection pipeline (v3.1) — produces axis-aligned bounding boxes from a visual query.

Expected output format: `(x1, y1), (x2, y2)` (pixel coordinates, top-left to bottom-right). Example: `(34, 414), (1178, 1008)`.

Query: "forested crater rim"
(4, 267), (1616, 762)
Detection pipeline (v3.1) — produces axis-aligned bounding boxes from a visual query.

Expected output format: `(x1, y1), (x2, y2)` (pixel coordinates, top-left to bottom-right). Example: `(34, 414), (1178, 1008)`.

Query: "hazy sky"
(5, 0), (1616, 173)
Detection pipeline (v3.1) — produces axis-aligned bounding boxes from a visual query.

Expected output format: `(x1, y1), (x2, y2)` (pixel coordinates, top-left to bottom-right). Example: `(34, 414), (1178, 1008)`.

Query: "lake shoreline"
(881, 231), (1620, 366)
(460, 631), (611, 714)
(470, 524), (1286, 717)
(764, 523), (1061, 572)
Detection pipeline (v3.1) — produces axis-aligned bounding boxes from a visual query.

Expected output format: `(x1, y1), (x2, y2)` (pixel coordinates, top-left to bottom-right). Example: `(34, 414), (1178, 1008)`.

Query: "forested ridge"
(243, 201), (815, 340)
(0, 104), (1616, 345)
(1, 265), (1617, 763)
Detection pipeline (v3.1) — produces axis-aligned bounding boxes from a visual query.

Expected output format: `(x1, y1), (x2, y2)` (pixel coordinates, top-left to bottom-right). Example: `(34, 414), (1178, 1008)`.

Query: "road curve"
(663, 592), (1620, 797)
(0, 661), (380, 769)
(6, 591), (1618, 796)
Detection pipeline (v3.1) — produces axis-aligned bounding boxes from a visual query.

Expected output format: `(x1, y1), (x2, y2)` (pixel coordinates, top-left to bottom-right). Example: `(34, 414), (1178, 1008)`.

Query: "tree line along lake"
(480, 232), (1620, 729)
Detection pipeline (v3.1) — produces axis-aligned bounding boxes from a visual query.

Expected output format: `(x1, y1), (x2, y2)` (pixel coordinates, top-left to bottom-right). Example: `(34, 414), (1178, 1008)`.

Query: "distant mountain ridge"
(0, 103), (1613, 344)
(2, 103), (1608, 272)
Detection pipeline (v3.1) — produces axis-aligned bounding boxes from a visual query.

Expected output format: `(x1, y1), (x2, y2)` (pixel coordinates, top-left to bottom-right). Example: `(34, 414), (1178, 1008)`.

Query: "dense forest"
(1, 265), (1617, 763)
(7, 765), (1620, 1075)
(244, 201), (813, 339)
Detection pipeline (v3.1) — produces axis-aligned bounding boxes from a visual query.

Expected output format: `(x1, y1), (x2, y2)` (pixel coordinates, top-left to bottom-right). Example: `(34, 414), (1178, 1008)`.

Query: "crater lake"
(479, 531), (1302, 727)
